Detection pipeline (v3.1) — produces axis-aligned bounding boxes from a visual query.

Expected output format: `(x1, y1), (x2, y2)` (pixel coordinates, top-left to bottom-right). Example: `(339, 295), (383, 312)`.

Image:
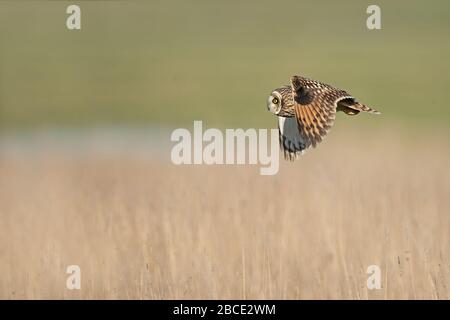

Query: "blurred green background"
(0, 0), (449, 131)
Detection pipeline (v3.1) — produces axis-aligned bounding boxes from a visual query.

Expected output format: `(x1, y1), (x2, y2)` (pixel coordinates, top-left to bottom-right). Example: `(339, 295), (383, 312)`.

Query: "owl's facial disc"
(267, 92), (282, 115)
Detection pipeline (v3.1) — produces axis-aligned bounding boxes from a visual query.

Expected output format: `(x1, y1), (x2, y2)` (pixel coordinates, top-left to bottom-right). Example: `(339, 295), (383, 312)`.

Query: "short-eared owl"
(267, 75), (380, 160)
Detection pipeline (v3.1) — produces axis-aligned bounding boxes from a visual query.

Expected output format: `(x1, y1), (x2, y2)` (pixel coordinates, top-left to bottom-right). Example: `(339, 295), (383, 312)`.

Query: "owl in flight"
(267, 75), (380, 160)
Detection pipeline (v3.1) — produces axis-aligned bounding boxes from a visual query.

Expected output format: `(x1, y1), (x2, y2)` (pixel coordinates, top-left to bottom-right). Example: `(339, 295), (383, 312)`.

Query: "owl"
(267, 75), (380, 160)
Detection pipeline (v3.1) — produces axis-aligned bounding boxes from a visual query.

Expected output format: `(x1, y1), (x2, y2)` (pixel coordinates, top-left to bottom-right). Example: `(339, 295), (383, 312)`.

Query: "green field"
(1, 0), (450, 130)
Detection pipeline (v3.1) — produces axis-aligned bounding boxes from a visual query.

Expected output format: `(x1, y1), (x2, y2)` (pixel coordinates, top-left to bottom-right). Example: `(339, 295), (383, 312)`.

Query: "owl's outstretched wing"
(278, 116), (309, 160)
(279, 76), (354, 160)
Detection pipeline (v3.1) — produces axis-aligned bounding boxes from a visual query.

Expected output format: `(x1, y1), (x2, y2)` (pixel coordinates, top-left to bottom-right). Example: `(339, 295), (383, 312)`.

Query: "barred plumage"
(267, 75), (380, 160)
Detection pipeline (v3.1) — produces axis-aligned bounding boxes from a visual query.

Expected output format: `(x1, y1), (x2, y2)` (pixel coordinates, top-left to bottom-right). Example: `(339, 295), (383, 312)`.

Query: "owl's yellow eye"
(272, 97), (279, 104)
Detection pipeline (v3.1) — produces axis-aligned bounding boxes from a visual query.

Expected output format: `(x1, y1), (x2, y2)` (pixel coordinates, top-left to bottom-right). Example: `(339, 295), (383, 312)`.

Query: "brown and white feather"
(275, 76), (380, 160)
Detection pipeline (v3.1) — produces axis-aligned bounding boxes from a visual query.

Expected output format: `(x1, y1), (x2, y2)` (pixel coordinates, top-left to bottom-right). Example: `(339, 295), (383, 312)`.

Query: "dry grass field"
(1, 0), (449, 301)
(1, 129), (449, 299)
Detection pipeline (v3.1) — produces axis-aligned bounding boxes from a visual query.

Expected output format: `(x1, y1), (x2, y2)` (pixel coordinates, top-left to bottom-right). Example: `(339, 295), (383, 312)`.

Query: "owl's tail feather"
(337, 105), (360, 115)
(337, 100), (381, 115)
(350, 102), (381, 115)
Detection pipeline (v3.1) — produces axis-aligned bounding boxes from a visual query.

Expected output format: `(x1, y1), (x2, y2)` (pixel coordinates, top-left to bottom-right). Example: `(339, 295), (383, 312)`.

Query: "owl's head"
(267, 91), (283, 115)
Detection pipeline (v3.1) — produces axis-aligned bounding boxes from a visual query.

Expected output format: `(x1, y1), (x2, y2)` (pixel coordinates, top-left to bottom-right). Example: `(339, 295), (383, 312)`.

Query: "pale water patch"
(0, 126), (173, 160)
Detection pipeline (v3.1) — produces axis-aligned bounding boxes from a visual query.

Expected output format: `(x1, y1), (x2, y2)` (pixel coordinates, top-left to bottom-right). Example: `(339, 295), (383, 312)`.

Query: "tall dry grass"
(0, 130), (449, 299)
